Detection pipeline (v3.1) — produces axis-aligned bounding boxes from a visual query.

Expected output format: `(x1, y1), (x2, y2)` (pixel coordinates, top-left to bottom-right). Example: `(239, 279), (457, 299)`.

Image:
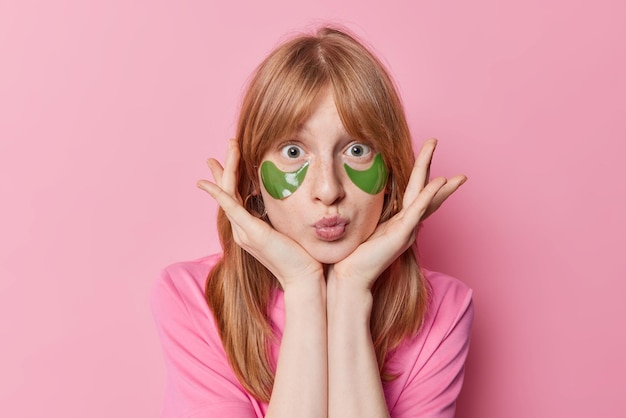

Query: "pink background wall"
(1, 0), (624, 416)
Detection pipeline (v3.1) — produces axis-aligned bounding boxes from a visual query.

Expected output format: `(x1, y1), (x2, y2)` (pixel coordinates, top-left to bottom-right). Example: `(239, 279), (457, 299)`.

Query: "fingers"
(400, 176), (448, 229)
(404, 138), (437, 205)
(423, 175), (467, 220)
(404, 138), (467, 221)
(199, 138), (241, 207)
(196, 179), (254, 231)
(221, 139), (240, 196)
(418, 176), (449, 210)
(202, 138), (240, 202)
(197, 139), (246, 225)
(423, 138), (436, 188)
(196, 179), (231, 209)
(206, 158), (224, 185)
(197, 179), (270, 261)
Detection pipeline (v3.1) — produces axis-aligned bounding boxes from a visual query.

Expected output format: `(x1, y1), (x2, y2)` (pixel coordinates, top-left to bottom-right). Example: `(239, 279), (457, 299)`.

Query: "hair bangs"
(331, 75), (391, 153)
(242, 42), (332, 169)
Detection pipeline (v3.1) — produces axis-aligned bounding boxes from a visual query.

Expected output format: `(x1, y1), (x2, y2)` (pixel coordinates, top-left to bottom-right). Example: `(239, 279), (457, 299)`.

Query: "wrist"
(282, 274), (327, 311)
(327, 276), (373, 320)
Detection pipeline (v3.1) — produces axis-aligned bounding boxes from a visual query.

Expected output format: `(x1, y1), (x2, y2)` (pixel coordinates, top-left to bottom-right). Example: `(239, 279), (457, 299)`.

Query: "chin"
(306, 242), (358, 265)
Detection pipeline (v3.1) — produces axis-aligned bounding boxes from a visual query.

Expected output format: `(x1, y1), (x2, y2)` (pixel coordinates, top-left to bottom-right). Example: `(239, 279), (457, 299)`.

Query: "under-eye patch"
(261, 160), (309, 199)
(344, 153), (388, 194)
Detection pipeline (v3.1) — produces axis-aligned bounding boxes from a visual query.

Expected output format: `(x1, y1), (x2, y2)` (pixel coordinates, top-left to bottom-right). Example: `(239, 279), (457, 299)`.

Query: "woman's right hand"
(196, 139), (324, 289)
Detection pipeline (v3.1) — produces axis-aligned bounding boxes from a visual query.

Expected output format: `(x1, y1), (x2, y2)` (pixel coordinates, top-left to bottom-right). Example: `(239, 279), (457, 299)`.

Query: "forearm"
(327, 277), (390, 418)
(266, 278), (328, 418)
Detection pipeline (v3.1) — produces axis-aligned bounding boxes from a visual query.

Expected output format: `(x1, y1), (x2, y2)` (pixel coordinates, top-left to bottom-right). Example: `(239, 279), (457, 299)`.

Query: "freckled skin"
(343, 154), (388, 195)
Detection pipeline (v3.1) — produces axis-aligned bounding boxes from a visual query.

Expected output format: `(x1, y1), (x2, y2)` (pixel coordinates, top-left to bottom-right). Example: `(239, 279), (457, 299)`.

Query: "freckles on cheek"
(260, 160), (309, 199)
(344, 153), (388, 195)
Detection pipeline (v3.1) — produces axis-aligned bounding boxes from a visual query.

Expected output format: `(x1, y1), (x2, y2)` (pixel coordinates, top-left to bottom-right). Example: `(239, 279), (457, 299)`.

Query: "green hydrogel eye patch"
(344, 153), (388, 194)
(261, 160), (309, 200)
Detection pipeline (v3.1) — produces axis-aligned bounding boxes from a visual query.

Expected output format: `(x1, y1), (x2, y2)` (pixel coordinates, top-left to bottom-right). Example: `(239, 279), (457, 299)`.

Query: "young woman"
(152, 27), (473, 418)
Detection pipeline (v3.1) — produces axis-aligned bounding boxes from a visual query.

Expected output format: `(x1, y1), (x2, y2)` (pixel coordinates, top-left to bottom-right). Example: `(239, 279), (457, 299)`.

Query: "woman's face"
(258, 88), (386, 264)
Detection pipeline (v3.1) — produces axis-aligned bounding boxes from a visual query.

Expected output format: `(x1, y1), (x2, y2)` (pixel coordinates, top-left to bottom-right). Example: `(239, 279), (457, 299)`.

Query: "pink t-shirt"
(152, 254), (473, 417)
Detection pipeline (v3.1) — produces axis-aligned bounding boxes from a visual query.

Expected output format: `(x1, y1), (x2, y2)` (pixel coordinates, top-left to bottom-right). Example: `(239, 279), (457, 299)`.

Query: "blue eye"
(281, 145), (304, 159)
(346, 144), (371, 157)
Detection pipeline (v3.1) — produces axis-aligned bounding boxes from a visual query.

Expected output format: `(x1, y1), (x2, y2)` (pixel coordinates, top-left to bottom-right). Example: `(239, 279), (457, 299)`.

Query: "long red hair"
(206, 26), (429, 402)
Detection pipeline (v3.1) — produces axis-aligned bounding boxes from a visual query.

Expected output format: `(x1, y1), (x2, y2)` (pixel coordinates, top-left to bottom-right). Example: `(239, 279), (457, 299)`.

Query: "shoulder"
(385, 269), (474, 415)
(423, 268), (474, 333)
(151, 254), (262, 416)
(388, 268), (474, 372)
(415, 268), (474, 352)
(150, 253), (223, 339)
(157, 253), (222, 289)
(152, 254), (222, 306)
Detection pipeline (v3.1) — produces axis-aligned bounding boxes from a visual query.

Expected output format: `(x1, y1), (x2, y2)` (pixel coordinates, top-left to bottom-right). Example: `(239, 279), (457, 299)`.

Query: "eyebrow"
(294, 122), (309, 136)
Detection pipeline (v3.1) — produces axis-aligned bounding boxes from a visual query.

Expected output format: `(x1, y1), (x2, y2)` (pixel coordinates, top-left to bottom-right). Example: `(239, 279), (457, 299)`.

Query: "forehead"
(292, 89), (352, 142)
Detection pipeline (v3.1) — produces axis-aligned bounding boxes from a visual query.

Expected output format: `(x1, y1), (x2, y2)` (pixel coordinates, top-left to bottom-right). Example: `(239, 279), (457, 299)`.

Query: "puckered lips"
(313, 216), (349, 241)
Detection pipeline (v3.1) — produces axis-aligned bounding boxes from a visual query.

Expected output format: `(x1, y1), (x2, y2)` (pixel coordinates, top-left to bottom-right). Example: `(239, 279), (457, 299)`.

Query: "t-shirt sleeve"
(391, 276), (474, 418)
(151, 266), (259, 418)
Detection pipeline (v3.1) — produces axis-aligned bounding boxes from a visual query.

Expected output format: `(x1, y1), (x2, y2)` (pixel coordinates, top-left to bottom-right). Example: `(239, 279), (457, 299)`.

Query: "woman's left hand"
(330, 139), (466, 289)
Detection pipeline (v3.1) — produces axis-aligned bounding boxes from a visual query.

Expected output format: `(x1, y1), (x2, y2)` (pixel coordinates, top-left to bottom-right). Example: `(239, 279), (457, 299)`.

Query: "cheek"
(260, 192), (299, 232)
(368, 197), (386, 225)
(344, 153), (388, 195)
(353, 194), (385, 236)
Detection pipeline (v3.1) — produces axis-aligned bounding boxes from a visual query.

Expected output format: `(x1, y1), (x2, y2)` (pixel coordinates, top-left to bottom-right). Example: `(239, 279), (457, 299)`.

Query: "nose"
(309, 158), (345, 206)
